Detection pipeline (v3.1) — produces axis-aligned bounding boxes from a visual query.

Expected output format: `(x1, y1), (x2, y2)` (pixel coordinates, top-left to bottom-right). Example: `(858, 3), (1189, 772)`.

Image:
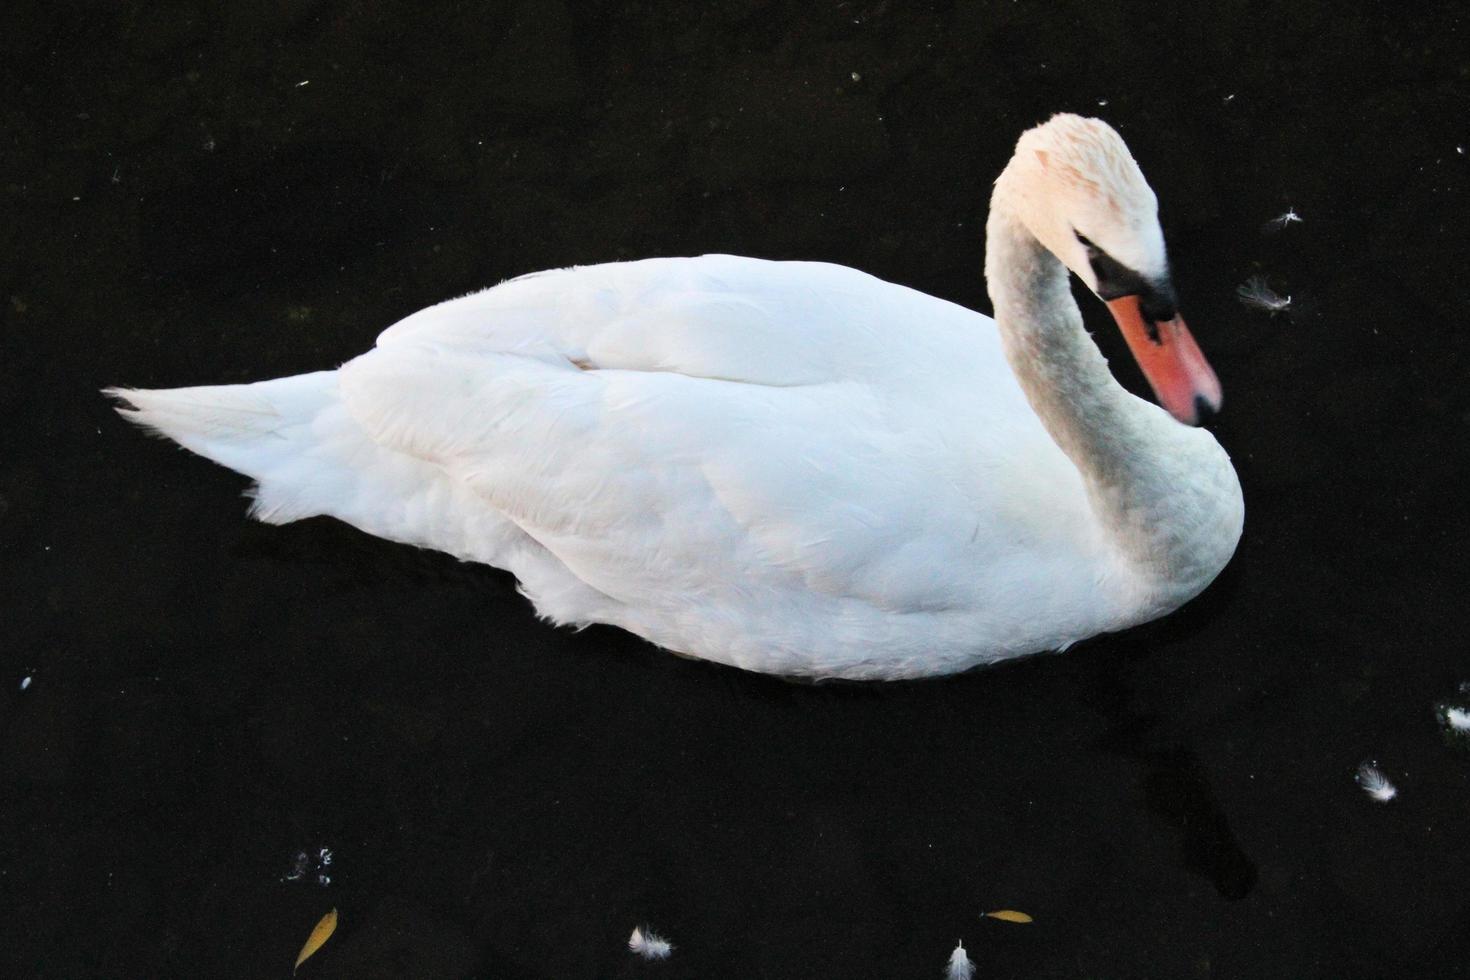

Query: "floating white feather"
(945, 940), (975, 980)
(1439, 685), (1470, 743)
(1261, 207), (1303, 233)
(628, 926), (672, 960)
(1437, 702), (1470, 736)
(1355, 760), (1397, 803)
(1236, 275), (1292, 315)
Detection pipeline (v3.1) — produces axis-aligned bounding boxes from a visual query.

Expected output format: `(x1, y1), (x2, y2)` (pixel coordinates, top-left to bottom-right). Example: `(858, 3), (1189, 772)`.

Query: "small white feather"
(1355, 760), (1397, 803)
(946, 940), (975, 980)
(1236, 275), (1292, 314)
(628, 925), (672, 960)
(1438, 703), (1470, 733)
(1261, 207), (1303, 233)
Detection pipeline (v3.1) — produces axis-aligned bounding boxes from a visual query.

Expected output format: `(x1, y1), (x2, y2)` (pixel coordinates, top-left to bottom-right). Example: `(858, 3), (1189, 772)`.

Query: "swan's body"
(110, 115), (1242, 680)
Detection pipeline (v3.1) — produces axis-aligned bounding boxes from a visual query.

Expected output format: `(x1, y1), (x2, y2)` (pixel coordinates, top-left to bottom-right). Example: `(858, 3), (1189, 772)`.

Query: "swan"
(107, 114), (1243, 680)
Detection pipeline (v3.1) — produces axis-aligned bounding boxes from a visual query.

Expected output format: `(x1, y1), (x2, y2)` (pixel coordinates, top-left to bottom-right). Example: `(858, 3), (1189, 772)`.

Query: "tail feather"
(105, 372), (341, 523)
(105, 381), (313, 441)
(104, 371), (507, 559)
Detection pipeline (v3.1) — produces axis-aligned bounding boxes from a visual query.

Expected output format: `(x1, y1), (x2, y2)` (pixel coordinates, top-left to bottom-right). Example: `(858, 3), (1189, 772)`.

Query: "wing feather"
(338, 254), (1091, 623)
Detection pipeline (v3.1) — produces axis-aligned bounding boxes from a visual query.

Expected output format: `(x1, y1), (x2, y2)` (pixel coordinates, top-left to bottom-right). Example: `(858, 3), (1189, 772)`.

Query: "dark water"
(4, 2), (1469, 977)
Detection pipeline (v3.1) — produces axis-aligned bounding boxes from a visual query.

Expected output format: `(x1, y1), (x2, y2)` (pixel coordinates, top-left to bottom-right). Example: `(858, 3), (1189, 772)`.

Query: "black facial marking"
(1092, 251), (1153, 303)
(1194, 395), (1218, 426)
(1139, 280), (1178, 324)
(1073, 228), (1177, 340)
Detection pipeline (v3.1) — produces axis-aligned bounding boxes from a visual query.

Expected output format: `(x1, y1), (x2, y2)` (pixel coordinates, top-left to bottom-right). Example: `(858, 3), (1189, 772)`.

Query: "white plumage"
(627, 926), (672, 960)
(1442, 705), (1470, 733)
(108, 114), (1243, 680)
(1355, 761), (1397, 803)
(945, 940), (975, 980)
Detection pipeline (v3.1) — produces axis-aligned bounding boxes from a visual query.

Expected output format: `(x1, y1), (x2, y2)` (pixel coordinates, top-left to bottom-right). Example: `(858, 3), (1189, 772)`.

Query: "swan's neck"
(984, 202), (1242, 596)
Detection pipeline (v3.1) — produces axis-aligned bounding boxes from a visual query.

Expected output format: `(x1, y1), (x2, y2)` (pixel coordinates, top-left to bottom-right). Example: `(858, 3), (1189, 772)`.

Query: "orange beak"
(1106, 296), (1222, 425)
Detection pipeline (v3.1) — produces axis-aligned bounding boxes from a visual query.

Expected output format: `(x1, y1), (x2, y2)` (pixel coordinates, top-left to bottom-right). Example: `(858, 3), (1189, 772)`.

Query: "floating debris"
(945, 940), (975, 980)
(19, 675), (32, 691)
(1236, 276), (1292, 316)
(285, 852), (309, 881)
(983, 909), (1033, 924)
(284, 846), (334, 885)
(1436, 698), (1470, 748)
(628, 925), (673, 960)
(1355, 760), (1397, 803)
(1262, 207), (1303, 233)
(294, 908), (337, 974)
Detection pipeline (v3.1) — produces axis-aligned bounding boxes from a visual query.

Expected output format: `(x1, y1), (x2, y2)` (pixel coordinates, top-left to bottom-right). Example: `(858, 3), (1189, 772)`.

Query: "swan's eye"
(1073, 229), (1168, 313)
(1088, 249), (1147, 300)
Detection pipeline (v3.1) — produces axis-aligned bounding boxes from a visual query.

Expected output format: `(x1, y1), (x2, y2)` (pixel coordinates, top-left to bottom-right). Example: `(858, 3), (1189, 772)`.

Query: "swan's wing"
(371, 254), (939, 389)
(339, 254), (1098, 635)
(337, 338), (987, 614)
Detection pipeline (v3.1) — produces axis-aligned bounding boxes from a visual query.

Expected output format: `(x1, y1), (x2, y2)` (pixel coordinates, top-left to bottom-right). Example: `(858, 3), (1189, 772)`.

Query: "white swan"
(108, 114), (1242, 680)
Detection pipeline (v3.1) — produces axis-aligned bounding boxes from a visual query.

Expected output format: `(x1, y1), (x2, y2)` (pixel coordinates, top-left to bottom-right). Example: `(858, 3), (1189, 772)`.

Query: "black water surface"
(4, 2), (1469, 977)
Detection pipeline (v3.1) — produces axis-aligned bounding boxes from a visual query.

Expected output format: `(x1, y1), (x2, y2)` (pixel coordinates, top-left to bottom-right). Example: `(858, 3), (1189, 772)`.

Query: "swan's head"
(997, 114), (1222, 425)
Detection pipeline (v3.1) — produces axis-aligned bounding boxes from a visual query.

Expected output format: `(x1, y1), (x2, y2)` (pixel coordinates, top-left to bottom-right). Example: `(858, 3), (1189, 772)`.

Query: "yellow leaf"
(983, 909), (1034, 924)
(294, 908), (338, 974)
